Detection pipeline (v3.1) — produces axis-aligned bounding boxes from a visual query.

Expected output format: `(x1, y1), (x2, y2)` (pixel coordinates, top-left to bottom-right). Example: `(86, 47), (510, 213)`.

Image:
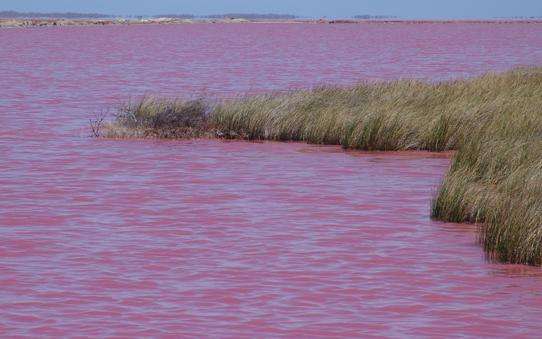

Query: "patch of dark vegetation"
(99, 68), (542, 265)
(103, 98), (212, 139)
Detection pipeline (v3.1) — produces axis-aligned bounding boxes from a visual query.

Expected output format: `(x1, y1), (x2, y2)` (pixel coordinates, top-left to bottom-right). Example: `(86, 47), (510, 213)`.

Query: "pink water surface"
(1, 23), (542, 337)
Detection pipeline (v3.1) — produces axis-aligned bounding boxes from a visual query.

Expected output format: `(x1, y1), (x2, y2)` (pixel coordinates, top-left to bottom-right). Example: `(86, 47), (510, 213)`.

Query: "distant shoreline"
(2, 17), (542, 28)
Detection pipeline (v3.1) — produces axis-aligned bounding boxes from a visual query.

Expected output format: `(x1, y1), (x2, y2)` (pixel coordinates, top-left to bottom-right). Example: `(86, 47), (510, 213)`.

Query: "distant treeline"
(152, 14), (195, 19)
(0, 11), (298, 20)
(353, 15), (396, 19)
(204, 13), (298, 19)
(495, 16), (542, 19)
(1, 11), (401, 21)
(0, 10), (112, 19)
(138, 13), (298, 20)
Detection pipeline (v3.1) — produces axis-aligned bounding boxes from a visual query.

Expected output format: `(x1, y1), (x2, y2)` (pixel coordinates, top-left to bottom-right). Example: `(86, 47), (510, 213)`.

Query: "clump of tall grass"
(101, 67), (542, 265)
(102, 97), (212, 139)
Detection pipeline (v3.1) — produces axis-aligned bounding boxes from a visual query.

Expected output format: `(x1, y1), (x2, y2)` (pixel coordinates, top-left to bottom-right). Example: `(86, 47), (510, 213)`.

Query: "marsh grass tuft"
(101, 67), (542, 265)
(103, 97), (212, 139)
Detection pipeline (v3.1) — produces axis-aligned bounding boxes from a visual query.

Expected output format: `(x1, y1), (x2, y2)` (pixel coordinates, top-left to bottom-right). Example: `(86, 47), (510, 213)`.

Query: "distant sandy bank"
(2, 18), (542, 28)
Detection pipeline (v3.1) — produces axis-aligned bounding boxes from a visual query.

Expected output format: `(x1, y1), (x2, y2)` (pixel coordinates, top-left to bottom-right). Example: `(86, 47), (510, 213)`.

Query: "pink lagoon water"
(1, 23), (542, 337)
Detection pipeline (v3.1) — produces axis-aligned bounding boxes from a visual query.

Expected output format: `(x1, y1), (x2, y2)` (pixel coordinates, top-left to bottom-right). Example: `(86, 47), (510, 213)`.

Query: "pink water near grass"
(1, 23), (542, 337)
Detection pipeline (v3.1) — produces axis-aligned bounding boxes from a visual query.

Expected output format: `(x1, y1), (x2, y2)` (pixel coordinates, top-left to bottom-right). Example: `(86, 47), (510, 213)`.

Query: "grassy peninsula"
(99, 67), (542, 265)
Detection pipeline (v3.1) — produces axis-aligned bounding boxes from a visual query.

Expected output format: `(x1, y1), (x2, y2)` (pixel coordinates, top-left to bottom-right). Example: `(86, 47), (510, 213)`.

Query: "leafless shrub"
(89, 111), (107, 137)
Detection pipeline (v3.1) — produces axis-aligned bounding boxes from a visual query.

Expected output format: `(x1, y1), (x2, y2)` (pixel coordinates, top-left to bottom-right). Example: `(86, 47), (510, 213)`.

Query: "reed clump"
(103, 98), (212, 139)
(102, 67), (542, 265)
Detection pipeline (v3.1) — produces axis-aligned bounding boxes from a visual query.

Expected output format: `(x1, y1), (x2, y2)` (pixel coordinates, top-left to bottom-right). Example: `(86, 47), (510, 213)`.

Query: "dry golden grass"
(101, 67), (542, 265)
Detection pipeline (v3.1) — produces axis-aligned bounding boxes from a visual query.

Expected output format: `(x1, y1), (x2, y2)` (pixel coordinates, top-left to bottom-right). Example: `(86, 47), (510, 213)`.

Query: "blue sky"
(2, 0), (542, 18)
